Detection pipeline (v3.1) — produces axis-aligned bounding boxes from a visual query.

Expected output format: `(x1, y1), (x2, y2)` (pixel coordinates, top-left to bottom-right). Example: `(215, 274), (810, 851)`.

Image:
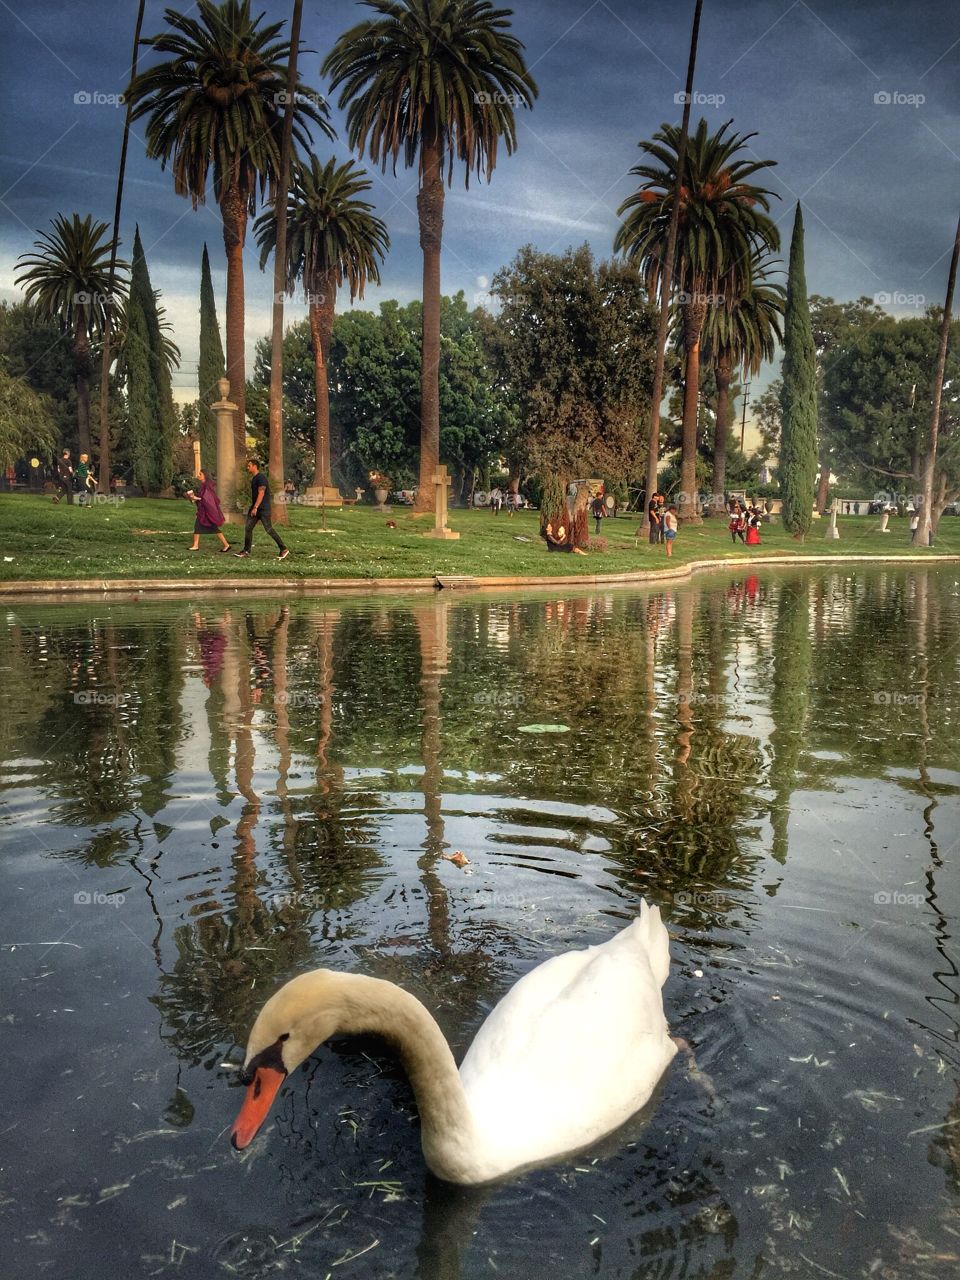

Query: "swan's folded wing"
(458, 917), (676, 1167)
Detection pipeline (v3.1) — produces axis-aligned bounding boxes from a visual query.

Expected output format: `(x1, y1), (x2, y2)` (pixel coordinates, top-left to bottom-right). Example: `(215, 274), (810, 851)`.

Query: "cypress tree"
(129, 226), (175, 490)
(779, 204), (819, 540)
(126, 287), (158, 491)
(198, 244), (225, 474)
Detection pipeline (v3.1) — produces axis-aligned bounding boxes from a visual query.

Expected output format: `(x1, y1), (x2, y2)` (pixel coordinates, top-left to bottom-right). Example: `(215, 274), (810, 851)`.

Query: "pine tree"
(129, 226), (175, 490)
(198, 244), (225, 473)
(778, 204), (819, 540)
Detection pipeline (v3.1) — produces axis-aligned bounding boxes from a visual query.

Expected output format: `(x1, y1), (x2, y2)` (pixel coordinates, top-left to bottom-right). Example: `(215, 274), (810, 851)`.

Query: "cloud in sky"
(1, 0), (957, 405)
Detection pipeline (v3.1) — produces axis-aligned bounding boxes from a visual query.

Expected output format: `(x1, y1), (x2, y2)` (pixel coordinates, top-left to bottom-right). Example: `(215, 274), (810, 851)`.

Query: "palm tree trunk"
(679, 300), (706, 524)
(413, 128), (444, 514)
(713, 356), (731, 505)
(643, 0), (704, 533)
(309, 274), (337, 487)
(221, 182), (248, 475)
(97, 0), (145, 490)
(266, 0), (304, 529)
(914, 208), (960, 546)
(74, 314), (92, 458)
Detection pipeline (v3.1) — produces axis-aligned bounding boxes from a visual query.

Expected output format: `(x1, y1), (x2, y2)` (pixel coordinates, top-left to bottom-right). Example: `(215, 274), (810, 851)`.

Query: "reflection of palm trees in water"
(911, 574), (960, 1080)
(768, 576), (812, 864)
(415, 599), (452, 958)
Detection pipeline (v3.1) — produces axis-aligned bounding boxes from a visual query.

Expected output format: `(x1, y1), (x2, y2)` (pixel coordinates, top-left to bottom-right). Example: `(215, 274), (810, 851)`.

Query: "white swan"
(231, 900), (677, 1184)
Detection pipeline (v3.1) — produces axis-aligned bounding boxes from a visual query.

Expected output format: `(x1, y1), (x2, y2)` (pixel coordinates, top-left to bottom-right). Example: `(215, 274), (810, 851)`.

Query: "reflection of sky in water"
(0, 567), (959, 1279)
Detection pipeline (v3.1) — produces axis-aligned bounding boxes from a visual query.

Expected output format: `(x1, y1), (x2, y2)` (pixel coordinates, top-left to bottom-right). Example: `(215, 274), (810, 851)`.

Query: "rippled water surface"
(3, 567), (960, 1279)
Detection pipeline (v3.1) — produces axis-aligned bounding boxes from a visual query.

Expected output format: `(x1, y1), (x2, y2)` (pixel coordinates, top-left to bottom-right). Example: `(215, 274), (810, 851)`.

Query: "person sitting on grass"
(186, 469), (231, 553)
(234, 459), (289, 561)
(664, 505), (678, 557)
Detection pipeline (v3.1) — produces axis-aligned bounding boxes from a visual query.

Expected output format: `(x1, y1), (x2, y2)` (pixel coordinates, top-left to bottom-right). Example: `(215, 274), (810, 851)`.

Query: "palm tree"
(616, 119), (780, 522)
(255, 157), (389, 494)
(126, 0), (333, 469)
(701, 254), (784, 502)
(323, 0), (537, 513)
(15, 213), (124, 458)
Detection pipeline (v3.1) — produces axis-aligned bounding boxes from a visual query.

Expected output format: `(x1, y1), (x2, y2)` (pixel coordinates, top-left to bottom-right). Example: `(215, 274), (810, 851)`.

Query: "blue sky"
(1, 0), (958, 414)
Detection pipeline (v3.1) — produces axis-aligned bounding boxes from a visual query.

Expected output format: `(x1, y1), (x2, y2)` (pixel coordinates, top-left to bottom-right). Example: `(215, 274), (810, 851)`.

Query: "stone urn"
(374, 486), (389, 510)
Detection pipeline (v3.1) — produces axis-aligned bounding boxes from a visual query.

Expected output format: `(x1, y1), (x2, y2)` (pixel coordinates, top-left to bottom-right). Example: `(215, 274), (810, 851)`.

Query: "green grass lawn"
(0, 492), (956, 584)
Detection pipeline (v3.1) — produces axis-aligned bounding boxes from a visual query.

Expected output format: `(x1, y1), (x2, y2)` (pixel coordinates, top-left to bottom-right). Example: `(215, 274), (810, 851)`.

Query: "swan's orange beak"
(230, 1065), (286, 1149)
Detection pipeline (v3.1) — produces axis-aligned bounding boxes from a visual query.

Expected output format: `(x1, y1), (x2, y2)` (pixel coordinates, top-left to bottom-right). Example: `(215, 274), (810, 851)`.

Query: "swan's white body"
(233, 901), (676, 1185)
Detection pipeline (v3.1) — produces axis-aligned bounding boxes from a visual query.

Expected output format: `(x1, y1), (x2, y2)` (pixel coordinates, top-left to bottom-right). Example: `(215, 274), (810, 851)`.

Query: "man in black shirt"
(647, 492), (664, 544)
(234, 459), (289, 560)
(53, 449), (74, 504)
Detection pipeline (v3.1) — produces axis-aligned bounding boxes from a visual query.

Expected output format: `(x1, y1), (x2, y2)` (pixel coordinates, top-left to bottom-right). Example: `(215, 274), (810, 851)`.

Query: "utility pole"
(97, 0), (146, 491)
(740, 381), (751, 452)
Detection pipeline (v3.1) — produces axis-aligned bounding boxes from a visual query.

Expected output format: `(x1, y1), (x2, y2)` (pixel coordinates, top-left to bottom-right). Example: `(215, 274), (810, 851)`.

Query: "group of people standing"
(728, 500), (763, 546)
(646, 492), (679, 556)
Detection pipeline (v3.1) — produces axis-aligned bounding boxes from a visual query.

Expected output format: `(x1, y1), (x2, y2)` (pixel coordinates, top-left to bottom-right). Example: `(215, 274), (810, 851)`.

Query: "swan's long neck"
(316, 974), (484, 1183)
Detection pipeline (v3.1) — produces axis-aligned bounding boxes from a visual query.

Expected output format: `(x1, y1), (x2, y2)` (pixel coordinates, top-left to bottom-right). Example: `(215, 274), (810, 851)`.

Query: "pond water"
(2, 566), (960, 1279)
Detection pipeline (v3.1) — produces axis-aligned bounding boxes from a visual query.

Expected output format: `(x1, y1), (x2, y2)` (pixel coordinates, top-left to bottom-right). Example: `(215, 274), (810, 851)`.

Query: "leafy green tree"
(0, 301), (77, 447)
(0, 368), (58, 467)
(248, 294), (510, 493)
(198, 243), (225, 473)
(778, 204), (819, 539)
(489, 245), (659, 489)
(15, 213), (124, 458)
(127, 0), (333, 465)
(323, 0), (537, 511)
(809, 295), (886, 509)
(824, 312), (960, 515)
(753, 378), (783, 464)
(616, 119), (780, 521)
(701, 253), (784, 502)
(255, 157), (389, 491)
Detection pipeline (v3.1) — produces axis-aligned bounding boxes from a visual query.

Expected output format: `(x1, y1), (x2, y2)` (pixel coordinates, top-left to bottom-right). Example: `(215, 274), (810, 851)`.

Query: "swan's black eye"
(280, 1033), (290, 1042)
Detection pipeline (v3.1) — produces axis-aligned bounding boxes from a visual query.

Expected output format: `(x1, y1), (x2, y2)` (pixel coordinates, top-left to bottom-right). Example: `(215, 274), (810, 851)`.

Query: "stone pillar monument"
(212, 378), (242, 524)
(825, 497), (840, 540)
(424, 465), (459, 539)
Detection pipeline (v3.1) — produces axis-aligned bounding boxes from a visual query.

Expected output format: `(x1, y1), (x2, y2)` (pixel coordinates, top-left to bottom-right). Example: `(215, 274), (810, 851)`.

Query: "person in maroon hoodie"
(186, 470), (231, 552)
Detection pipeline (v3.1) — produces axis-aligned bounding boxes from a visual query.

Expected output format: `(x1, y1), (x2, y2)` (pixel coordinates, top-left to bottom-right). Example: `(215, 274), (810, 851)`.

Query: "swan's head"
(231, 970), (344, 1150)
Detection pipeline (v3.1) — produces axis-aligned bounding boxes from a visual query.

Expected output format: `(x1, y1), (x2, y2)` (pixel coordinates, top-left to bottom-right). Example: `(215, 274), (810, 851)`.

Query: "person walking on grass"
(53, 449), (73, 504)
(234, 459), (289, 561)
(186, 469), (231, 553)
(664, 505), (678, 558)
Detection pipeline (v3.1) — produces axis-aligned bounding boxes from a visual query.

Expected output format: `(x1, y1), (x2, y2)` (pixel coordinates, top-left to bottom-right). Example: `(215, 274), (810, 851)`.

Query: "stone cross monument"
(425, 464), (460, 540)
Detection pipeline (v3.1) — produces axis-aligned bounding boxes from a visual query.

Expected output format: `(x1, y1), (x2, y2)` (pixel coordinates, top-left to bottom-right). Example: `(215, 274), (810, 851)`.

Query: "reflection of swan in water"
(232, 903), (677, 1184)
